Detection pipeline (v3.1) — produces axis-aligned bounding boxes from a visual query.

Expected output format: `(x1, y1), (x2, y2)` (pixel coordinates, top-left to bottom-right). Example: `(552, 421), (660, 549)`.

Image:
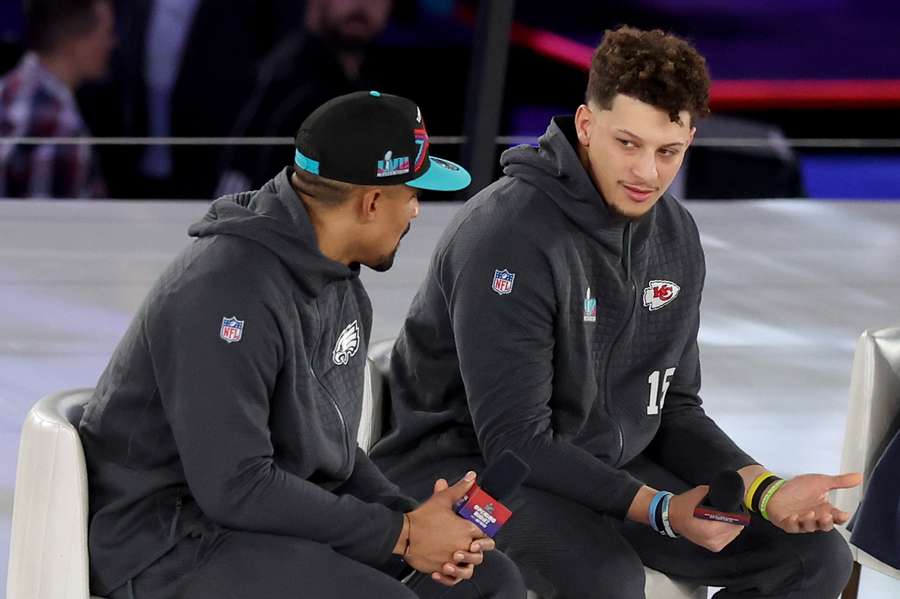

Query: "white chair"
(834, 327), (900, 598)
(363, 340), (707, 599)
(7, 388), (106, 599)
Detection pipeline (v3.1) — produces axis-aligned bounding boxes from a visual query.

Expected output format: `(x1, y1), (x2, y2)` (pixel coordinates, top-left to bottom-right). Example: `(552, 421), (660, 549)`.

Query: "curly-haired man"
(371, 27), (860, 598)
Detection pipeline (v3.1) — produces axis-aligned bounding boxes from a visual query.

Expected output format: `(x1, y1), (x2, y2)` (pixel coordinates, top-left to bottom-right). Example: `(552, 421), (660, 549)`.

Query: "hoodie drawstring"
(623, 221), (633, 280)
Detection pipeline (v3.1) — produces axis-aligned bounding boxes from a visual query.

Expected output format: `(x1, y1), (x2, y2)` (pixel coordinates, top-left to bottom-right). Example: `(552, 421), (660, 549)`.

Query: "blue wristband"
(648, 491), (668, 533)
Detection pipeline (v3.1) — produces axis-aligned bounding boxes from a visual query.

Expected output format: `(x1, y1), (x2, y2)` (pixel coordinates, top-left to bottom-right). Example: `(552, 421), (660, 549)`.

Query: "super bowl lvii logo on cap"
(377, 150), (410, 177)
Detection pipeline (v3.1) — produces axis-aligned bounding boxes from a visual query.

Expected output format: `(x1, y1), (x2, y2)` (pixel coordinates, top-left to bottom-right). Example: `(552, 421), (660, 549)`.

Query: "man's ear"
(359, 187), (381, 223)
(574, 104), (593, 147)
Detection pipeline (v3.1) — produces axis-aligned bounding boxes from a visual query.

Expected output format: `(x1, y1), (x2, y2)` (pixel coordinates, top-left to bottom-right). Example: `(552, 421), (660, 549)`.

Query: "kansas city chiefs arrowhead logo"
(642, 280), (680, 311)
(332, 320), (360, 365)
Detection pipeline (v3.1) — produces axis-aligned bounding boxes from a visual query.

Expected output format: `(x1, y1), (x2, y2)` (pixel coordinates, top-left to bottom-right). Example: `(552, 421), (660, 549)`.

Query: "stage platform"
(1, 198), (898, 597)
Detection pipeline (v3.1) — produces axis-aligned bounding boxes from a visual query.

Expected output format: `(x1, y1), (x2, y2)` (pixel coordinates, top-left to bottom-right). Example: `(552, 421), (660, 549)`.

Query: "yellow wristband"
(759, 479), (787, 522)
(745, 471), (776, 511)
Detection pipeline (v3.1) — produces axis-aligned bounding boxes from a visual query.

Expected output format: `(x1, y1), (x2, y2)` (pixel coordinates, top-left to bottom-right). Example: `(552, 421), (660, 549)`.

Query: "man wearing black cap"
(79, 91), (526, 599)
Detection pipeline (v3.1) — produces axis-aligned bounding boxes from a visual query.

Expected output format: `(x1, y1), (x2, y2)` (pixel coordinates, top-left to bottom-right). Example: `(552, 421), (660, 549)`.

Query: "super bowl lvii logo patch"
(220, 316), (244, 343)
(492, 269), (515, 295)
(583, 287), (597, 322)
(642, 280), (680, 311)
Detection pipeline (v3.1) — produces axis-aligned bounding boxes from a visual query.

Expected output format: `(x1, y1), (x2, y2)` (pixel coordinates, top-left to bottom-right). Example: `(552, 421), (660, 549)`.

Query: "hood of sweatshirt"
(188, 167), (355, 296)
(500, 116), (655, 256)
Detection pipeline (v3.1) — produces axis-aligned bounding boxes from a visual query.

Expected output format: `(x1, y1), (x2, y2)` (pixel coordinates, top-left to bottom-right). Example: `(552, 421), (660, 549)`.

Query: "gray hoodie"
(372, 117), (755, 518)
(80, 168), (412, 594)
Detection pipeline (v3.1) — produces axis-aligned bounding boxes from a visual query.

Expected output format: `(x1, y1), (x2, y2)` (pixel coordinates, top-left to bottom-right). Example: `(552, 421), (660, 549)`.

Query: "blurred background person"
(0, 2), (25, 73)
(0, 0), (113, 199)
(216, 0), (393, 196)
(82, 0), (300, 200)
(3, 0), (896, 202)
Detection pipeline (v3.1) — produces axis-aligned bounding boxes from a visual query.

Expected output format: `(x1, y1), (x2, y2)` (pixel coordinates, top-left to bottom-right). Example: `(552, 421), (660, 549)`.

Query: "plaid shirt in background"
(0, 53), (106, 199)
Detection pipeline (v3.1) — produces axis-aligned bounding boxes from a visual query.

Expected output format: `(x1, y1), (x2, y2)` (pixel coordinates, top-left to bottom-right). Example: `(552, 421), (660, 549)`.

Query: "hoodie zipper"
(603, 221), (636, 466)
(309, 295), (353, 471)
(168, 490), (183, 542)
(309, 365), (352, 468)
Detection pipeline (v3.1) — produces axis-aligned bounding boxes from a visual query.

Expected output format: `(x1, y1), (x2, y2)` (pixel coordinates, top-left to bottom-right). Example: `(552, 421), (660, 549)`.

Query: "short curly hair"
(586, 26), (710, 126)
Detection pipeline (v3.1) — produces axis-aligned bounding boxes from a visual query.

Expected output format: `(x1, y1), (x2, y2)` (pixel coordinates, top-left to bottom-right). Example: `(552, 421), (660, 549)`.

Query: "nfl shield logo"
(492, 269), (515, 295)
(220, 316), (244, 343)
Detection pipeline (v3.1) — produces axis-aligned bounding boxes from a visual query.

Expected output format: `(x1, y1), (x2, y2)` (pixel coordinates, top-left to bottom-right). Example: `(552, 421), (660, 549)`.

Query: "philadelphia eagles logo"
(332, 320), (360, 366)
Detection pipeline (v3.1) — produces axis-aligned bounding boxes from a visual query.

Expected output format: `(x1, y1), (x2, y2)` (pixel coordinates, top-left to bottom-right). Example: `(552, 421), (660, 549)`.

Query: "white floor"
(1, 198), (898, 598)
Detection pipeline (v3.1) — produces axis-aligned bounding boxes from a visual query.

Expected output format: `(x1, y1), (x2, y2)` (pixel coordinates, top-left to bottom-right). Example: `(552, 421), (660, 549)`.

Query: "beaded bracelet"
(403, 513), (412, 556)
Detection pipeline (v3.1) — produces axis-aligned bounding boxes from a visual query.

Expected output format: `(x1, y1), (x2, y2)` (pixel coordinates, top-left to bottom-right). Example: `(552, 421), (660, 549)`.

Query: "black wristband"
(654, 496), (666, 534)
(751, 475), (781, 513)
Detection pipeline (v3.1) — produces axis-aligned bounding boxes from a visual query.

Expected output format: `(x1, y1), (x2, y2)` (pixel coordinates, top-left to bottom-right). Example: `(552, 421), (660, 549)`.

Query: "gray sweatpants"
(107, 521), (527, 599)
(392, 455), (853, 599)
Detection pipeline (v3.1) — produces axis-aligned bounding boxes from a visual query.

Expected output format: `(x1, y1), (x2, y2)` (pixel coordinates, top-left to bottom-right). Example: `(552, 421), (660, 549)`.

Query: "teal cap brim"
(407, 156), (471, 191)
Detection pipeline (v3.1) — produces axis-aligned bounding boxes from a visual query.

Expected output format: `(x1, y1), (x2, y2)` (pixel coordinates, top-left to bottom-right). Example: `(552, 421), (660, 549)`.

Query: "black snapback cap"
(294, 90), (471, 191)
